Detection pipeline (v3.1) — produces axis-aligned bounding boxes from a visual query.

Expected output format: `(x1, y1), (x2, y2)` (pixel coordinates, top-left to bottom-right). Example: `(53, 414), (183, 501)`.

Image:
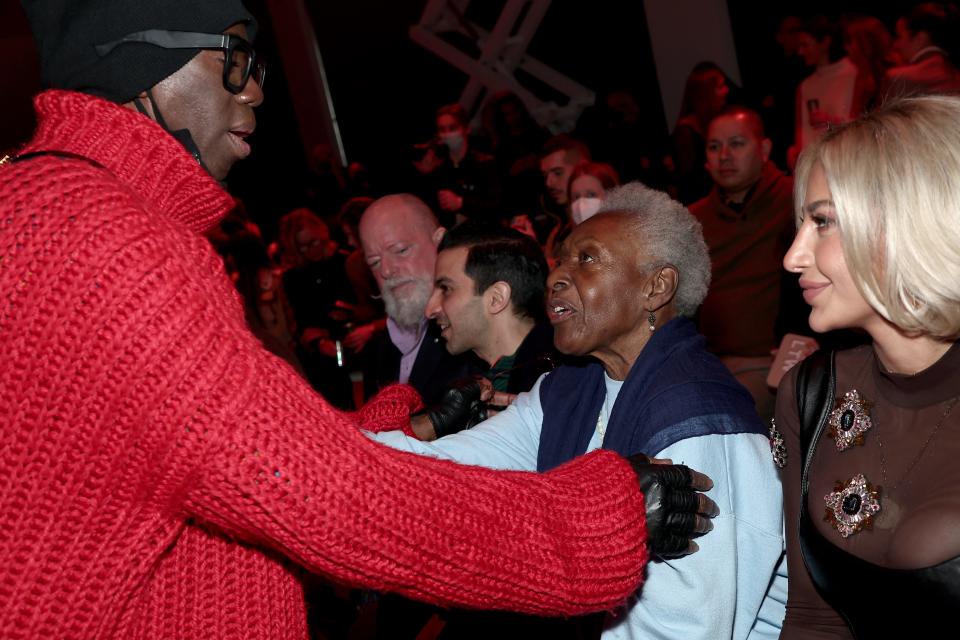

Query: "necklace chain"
(597, 391), (613, 443)
(876, 397), (959, 492)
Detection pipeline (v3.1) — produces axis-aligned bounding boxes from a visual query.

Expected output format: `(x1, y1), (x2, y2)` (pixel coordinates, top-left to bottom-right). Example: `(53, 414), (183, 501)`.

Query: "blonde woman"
(776, 95), (960, 638)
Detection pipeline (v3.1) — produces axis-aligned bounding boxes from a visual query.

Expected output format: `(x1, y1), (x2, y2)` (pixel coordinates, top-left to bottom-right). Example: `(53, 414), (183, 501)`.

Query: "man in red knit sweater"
(0, 1), (717, 637)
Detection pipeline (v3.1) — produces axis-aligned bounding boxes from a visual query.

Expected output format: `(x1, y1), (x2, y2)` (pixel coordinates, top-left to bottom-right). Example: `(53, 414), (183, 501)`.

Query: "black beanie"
(20, 0), (257, 104)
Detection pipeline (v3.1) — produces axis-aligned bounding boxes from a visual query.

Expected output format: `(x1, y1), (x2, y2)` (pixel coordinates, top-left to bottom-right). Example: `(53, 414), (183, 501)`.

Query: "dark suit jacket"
(362, 320), (484, 405)
(501, 319), (559, 394)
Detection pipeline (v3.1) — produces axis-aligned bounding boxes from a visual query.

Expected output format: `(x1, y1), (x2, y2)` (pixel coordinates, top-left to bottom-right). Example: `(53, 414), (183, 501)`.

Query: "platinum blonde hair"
(795, 95), (960, 339)
(598, 182), (711, 317)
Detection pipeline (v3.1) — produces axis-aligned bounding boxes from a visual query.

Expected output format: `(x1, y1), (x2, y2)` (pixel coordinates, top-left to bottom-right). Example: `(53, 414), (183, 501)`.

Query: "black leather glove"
(628, 454), (718, 559)
(423, 378), (485, 438)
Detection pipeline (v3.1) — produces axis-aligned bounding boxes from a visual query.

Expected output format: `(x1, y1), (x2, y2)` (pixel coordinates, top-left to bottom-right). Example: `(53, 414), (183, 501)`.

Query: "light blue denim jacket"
(370, 372), (787, 639)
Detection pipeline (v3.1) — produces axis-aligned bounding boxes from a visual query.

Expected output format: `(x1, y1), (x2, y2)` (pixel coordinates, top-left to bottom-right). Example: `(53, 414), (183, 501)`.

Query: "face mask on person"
(570, 197), (603, 224)
(439, 131), (465, 154)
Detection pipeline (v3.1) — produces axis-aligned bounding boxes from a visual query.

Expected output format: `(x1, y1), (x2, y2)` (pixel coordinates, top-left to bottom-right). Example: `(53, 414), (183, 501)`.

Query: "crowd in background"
(210, 6), (960, 416)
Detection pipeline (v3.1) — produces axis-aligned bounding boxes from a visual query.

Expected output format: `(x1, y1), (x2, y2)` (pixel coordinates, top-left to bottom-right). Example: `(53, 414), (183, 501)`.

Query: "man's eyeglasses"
(96, 30), (266, 95)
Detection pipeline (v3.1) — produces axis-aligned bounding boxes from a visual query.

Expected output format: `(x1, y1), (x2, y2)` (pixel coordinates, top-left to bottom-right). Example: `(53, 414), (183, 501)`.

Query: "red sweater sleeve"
(155, 245), (650, 616)
(181, 338), (648, 614)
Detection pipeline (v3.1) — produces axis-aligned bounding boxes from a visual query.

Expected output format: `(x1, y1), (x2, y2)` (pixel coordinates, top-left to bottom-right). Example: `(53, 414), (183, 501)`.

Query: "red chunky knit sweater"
(0, 91), (648, 639)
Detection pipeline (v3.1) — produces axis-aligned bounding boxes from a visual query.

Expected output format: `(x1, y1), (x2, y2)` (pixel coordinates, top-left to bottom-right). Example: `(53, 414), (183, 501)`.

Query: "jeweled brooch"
(769, 418), (786, 469)
(824, 474), (881, 538)
(827, 390), (873, 451)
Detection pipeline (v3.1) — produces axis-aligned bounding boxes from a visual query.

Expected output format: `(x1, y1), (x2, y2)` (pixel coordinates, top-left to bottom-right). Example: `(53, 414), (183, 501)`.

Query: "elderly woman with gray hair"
(371, 182), (787, 638)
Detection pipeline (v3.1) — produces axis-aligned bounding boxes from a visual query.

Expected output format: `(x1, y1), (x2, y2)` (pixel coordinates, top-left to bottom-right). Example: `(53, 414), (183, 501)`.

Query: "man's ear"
(432, 226), (446, 247)
(761, 137), (773, 163)
(644, 264), (679, 311)
(486, 281), (512, 315)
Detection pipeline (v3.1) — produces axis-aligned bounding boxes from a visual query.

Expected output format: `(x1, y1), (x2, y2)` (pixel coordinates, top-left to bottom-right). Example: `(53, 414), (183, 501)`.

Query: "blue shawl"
(537, 317), (766, 472)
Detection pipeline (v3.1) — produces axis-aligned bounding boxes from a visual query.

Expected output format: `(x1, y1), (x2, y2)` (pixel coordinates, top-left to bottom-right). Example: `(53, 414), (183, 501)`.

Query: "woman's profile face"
(784, 163), (878, 333)
(546, 214), (651, 358)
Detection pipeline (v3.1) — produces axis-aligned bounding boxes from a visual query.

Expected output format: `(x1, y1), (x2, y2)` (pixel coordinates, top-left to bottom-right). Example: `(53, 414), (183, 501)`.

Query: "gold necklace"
(875, 397), (959, 492)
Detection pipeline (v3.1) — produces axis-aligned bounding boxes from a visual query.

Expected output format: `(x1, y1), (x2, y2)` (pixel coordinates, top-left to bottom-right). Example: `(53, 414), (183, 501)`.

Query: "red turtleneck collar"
(20, 89), (235, 234)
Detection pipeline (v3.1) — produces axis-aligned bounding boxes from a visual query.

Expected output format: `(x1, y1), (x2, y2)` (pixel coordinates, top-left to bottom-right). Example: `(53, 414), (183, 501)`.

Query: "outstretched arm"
(181, 343), (649, 615)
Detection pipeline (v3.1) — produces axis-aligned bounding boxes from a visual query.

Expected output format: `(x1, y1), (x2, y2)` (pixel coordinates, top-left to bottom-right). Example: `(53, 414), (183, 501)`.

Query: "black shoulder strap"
(795, 348), (836, 494)
(2, 150), (106, 171)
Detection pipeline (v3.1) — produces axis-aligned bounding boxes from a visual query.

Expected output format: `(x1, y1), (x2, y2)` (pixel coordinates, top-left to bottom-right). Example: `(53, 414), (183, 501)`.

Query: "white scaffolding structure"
(409, 0), (595, 133)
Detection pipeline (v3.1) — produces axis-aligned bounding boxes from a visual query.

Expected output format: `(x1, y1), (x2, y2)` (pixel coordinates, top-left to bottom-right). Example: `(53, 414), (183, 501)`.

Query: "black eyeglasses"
(96, 30), (266, 95)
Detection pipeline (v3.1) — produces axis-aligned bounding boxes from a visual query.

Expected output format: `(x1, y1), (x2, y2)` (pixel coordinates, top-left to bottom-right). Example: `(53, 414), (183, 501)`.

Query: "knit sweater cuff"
(357, 447), (650, 615)
(355, 384), (422, 437)
(521, 449), (649, 613)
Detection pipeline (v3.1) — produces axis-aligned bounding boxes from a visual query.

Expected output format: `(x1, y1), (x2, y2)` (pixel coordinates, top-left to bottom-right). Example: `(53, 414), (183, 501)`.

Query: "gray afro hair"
(597, 182), (711, 317)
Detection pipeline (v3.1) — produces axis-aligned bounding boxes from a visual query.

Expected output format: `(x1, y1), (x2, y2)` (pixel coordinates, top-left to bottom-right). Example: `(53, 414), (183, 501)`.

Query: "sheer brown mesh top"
(778, 342), (960, 639)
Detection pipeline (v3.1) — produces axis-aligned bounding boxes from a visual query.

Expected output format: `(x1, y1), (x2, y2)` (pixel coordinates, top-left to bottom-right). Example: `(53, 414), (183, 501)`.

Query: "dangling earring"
(648, 312), (656, 332)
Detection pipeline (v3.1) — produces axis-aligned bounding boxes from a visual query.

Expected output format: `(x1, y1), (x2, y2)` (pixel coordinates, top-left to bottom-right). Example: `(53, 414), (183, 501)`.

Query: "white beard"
(382, 276), (433, 329)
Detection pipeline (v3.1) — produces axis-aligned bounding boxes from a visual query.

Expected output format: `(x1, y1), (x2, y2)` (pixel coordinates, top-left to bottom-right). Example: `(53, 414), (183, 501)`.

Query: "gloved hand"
(628, 454), (719, 559)
(423, 378), (486, 438)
